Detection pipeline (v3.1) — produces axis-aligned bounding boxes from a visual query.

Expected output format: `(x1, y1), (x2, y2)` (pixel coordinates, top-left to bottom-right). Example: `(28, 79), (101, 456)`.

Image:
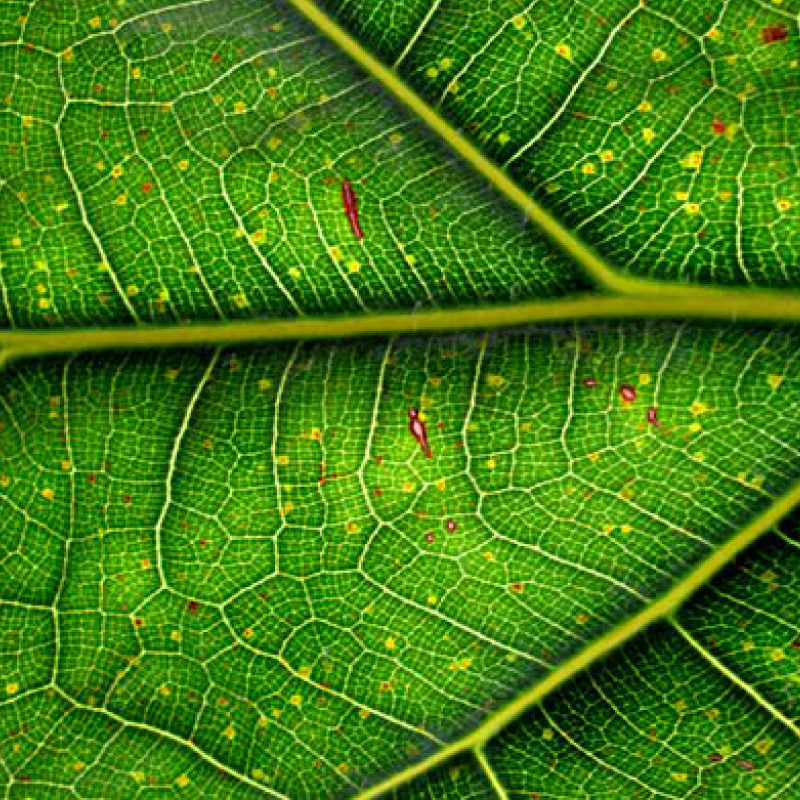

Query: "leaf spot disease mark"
(342, 179), (363, 239)
(761, 25), (788, 43)
(618, 384), (636, 402)
(409, 407), (432, 458)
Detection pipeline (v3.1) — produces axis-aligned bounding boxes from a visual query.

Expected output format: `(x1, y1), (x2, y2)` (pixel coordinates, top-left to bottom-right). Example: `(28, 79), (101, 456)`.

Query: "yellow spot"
(73, 761), (85, 771)
(777, 199), (792, 213)
(675, 191), (689, 202)
(131, 67), (141, 79)
(359, 709), (370, 720)
(642, 128), (656, 143)
(620, 524), (632, 534)
(280, 501), (294, 516)
(347, 260), (360, 274)
(768, 375), (784, 389)
(89, 16), (101, 29)
(483, 551), (495, 561)
(251, 229), (266, 244)
(290, 694), (302, 707)
(753, 786), (767, 795)
(576, 613), (589, 626)
(62, 47), (74, 61)
(258, 378), (272, 391)
(756, 739), (773, 755)
(0, 476), (9, 487)
(725, 54), (739, 66)
(606, 80), (618, 91)
(743, 640), (755, 652)
(126, 285), (138, 297)
(21, 115), (33, 128)
(252, 768), (266, 780)
(61, 461), (72, 472)
(487, 459), (497, 470)
(427, 594), (437, 605)
(555, 43), (572, 60)
(707, 28), (721, 40)
(345, 521), (358, 534)
(497, 132), (510, 145)
(11, 236), (21, 247)
(158, 289), (169, 302)
(224, 725), (235, 739)
(772, 648), (785, 661)
(436, 479), (446, 491)
(6, 683), (18, 694)
(161, 23), (172, 33)
(41, 488), (54, 500)
(288, 267), (301, 279)
(402, 481), (415, 493)
(638, 374), (650, 385)
(38, 298), (50, 310)
(690, 401), (706, 415)
(385, 637), (396, 649)
(619, 487), (634, 500)
(131, 771), (145, 783)
(111, 164), (123, 178)
(672, 773), (688, 782)
(267, 137), (281, 150)
(582, 163), (596, 175)
(588, 452), (600, 463)
(684, 203), (701, 214)
(651, 48), (668, 62)
(682, 151), (703, 170)
(170, 630), (181, 642)
(488, 375), (506, 388)
(460, 658), (472, 669)
(404, 254), (416, 266)
(426, 67), (439, 78)
(329, 246), (343, 261)
(233, 293), (248, 308)
(159, 684), (170, 696)
(176, 775), (190, 788)
(277, 455), (289, 466)
(512, 14), (526, 29)
(114, 194), (128, 206)
(389, 133), (404, 146)
(600, 150), (614, 163)
(638, 101), (653, 112)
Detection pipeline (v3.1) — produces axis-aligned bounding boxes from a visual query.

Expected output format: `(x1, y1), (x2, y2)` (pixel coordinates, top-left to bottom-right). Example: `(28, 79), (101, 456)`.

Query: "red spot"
(582, 378), (598, 388)
(791, 640), (800, 649)
(186, 601), (200, 613)
(711, 118), (726, 134)
(123, 494), (132, 504)
(87, 473), (96, 483)
(133, 617), (144, 627)
(446, 519), (457, 532)
(375, 457), (383, 465)
(647, 406), (661, 427)
(319, 477), (327, 485)
(737, 760), (755, 770)
(141, 182), (153, 193)
(619, 384), (636, 402)
(211, 52), (222, 62)
(425, 532), (434, 543)
(762, 25), (787, 43)
(511, 582), (523, 593)
(373, 488), (382, 497)
(708, 753), (723, 762)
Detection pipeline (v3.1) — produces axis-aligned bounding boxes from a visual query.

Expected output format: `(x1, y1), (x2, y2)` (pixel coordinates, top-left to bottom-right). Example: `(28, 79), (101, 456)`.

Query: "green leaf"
(3, 1), (800, 798)
(3, 323), (800, 797)
(0, 0), (587, 328)
(318, 0), (800, 289)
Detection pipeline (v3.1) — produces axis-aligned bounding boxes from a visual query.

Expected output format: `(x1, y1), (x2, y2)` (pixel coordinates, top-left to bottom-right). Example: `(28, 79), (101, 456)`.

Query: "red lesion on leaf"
(762, 24), (787, 43)
(711, 118), (726, 134)
(141, 182), (153, 193)
(186, 600), (200, 613)
(211, 52), (222, 62)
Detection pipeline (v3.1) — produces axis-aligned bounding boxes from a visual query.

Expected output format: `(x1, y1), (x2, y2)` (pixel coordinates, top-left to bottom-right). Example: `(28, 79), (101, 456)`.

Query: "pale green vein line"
(5, 292), (800, 365)
(393, 0), (444, 68)
(351, 474), (800, 799)
(670, 617), (800, 740)
(53, 686), (288, 798)
(472, 746), (510, 800)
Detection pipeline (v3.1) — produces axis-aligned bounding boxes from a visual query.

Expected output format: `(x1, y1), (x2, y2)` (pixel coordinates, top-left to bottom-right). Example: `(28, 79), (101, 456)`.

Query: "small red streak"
(762, 25), (787, 43)
(342, 180), (363, 239)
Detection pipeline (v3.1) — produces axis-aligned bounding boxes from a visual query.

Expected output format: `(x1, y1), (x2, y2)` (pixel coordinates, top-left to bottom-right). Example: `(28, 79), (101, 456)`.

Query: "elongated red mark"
(647, 406), (661, 427)
(342, 179), (363, 239)
(409, 407), (431, 458)
(762, 25), (787, 43)
(582, 378), (598, 388)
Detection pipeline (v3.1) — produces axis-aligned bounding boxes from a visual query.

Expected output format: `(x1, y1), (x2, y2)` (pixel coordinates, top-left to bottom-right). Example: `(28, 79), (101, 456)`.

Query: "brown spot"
(186, 601), (200, 613)
(762, 25), (787, 43)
